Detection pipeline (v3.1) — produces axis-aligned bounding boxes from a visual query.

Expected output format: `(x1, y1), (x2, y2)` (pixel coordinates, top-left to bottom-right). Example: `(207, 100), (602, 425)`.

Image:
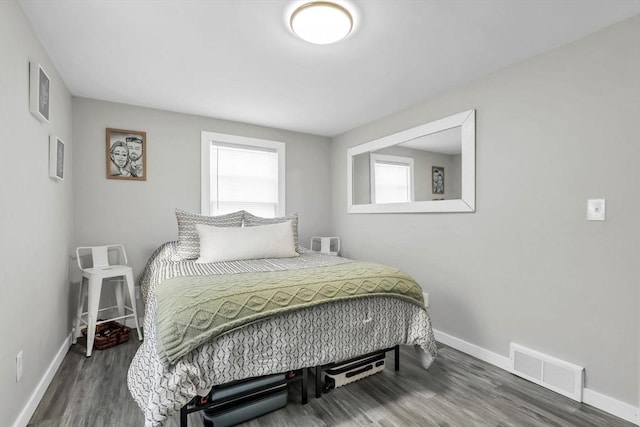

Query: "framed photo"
(432, 166), (444, 194)
(106, 128), (147, 181)
(49, 136), (64, 181)
(29, 62), (50, 123)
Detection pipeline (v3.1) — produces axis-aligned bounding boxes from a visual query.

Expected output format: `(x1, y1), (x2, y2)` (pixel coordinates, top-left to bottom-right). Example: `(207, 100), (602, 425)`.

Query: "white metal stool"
(73, 244), (143, 357)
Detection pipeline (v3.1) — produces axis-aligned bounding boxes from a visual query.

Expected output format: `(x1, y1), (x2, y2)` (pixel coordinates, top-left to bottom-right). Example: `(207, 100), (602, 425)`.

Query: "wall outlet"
(423, 292), (429, 307)
(16, 351), (23, 382)
(135, 286), (141, 300)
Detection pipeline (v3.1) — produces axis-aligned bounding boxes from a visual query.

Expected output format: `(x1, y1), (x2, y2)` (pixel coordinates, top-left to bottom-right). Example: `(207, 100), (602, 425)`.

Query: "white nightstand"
(310, 236), (340, 256)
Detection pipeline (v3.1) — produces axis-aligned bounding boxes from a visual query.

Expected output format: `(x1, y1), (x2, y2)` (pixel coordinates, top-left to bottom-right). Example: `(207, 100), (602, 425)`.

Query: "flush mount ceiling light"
(290, 2), (354, 45)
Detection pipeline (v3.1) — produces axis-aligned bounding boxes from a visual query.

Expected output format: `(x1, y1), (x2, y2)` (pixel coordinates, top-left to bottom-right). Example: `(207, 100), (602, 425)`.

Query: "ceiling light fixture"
(289, 2), (354, 45)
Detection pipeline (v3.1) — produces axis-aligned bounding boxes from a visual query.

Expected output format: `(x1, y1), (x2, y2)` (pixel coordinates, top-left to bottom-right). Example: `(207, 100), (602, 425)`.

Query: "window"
(370, 154), (414, 204)
(201, 132), (285, 217)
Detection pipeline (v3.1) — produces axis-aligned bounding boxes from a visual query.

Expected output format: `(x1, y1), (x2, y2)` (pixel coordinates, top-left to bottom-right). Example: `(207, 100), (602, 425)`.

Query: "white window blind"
(370, 154), (414, 204)
(201, 132), (285, 217)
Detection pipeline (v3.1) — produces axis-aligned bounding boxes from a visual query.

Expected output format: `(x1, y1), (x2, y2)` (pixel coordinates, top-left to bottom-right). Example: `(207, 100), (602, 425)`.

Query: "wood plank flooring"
(28, 337), (633, 426)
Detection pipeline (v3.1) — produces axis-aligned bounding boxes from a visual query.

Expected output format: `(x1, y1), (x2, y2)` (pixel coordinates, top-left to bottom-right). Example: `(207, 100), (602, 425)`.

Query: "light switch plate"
(587, 199), (606, 221)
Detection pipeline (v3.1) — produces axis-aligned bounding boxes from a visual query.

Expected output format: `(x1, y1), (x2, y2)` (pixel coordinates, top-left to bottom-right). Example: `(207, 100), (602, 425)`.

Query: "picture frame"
(49, 136), (64, 181)
(432, 166), (444, 194)
(29, 62), (50, 123)
(106, 128), (147, 181)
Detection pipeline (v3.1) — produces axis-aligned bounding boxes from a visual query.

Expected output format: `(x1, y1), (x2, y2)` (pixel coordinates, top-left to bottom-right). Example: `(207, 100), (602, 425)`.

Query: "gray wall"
(331, 16), (639, 405)
(0, 0), (74, 423)
(72, 98), (332, 280)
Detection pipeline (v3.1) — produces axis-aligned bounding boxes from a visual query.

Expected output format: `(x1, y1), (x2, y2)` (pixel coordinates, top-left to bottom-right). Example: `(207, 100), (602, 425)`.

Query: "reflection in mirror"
(353, 126), (462, 205)
(347, 110), (475, 213)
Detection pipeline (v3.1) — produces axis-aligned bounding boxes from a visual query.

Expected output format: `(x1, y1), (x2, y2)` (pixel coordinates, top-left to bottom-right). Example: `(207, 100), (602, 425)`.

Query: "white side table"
(310, 236), (340, 256)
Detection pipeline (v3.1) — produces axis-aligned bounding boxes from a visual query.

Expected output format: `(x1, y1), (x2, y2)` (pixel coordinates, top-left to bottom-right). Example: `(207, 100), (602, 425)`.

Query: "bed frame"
(178, 345), (400, 427)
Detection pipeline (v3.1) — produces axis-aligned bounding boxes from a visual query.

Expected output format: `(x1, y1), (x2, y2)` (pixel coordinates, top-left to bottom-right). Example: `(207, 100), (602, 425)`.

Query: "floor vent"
(509, 343), (584, 402)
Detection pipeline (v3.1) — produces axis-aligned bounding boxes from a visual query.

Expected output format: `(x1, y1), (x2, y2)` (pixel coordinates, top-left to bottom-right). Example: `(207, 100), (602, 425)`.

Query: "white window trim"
(201, 131), (286, 216)
(369, 153), (415, 204)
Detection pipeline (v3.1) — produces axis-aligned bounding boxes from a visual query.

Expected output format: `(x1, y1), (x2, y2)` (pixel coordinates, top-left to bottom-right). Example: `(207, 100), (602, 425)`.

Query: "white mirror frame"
(347, 109), (475, 213)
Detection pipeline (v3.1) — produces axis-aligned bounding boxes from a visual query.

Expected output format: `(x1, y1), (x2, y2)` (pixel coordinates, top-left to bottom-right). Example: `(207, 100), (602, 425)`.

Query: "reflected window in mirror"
(370, 154), (414, 204)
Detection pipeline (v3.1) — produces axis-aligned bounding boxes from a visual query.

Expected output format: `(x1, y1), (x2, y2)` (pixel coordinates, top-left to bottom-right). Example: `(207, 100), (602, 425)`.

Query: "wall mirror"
(347, 110), (475, 213)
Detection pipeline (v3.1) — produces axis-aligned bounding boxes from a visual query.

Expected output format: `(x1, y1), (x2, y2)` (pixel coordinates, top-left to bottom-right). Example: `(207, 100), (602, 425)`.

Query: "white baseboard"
(433, 329), (511, 370)
(12, 334), (71, 427)
(432, 328), (639, 426)
(583, 388), (639, 425)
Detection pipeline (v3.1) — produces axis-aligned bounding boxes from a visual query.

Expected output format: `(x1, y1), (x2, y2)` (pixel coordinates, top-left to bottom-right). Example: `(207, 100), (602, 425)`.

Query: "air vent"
(510, 343), (584, 402)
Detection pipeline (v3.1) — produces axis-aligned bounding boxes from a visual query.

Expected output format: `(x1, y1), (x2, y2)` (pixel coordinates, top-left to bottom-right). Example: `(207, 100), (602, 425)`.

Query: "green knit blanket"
(155, 261), (425, 366)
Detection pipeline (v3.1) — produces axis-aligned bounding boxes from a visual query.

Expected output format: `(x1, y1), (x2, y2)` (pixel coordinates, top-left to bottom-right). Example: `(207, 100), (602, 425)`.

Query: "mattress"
(127, 242), (437, 427)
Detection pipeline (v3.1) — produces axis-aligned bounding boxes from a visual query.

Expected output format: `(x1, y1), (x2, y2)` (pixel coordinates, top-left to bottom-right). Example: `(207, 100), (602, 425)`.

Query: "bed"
(127, 211), (437, 427)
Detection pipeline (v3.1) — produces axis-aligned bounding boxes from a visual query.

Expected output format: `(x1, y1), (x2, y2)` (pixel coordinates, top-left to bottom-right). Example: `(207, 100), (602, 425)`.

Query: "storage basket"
(81, 320), (130, 350)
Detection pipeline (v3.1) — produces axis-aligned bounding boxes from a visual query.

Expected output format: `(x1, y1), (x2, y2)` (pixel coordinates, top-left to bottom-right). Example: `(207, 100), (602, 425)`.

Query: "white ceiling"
(18, 0), (640, 137)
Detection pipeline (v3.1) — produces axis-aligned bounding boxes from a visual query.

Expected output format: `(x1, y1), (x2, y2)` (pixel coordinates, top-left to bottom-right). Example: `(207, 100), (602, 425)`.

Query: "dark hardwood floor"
(28, 337), (633, 427)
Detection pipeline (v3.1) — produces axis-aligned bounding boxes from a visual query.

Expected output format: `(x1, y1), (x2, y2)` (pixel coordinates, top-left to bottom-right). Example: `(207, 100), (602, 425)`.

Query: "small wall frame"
(30, 62), (51, 123)
(432, 166), (444, 194)
(49, 136), (64, 181)
(106, 128), (147, 181)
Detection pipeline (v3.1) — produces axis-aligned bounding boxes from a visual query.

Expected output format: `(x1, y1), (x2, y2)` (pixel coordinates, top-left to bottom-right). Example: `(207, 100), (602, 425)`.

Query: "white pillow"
(195, 220), (299, 263)
(243, 212), (299, 252)
(173, 209), (244, 260)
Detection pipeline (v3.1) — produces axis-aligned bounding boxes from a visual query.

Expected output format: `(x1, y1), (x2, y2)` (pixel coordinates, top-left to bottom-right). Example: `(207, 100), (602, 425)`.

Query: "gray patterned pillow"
(243, 212), (299, 252)
(174, 209), (244, 260)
